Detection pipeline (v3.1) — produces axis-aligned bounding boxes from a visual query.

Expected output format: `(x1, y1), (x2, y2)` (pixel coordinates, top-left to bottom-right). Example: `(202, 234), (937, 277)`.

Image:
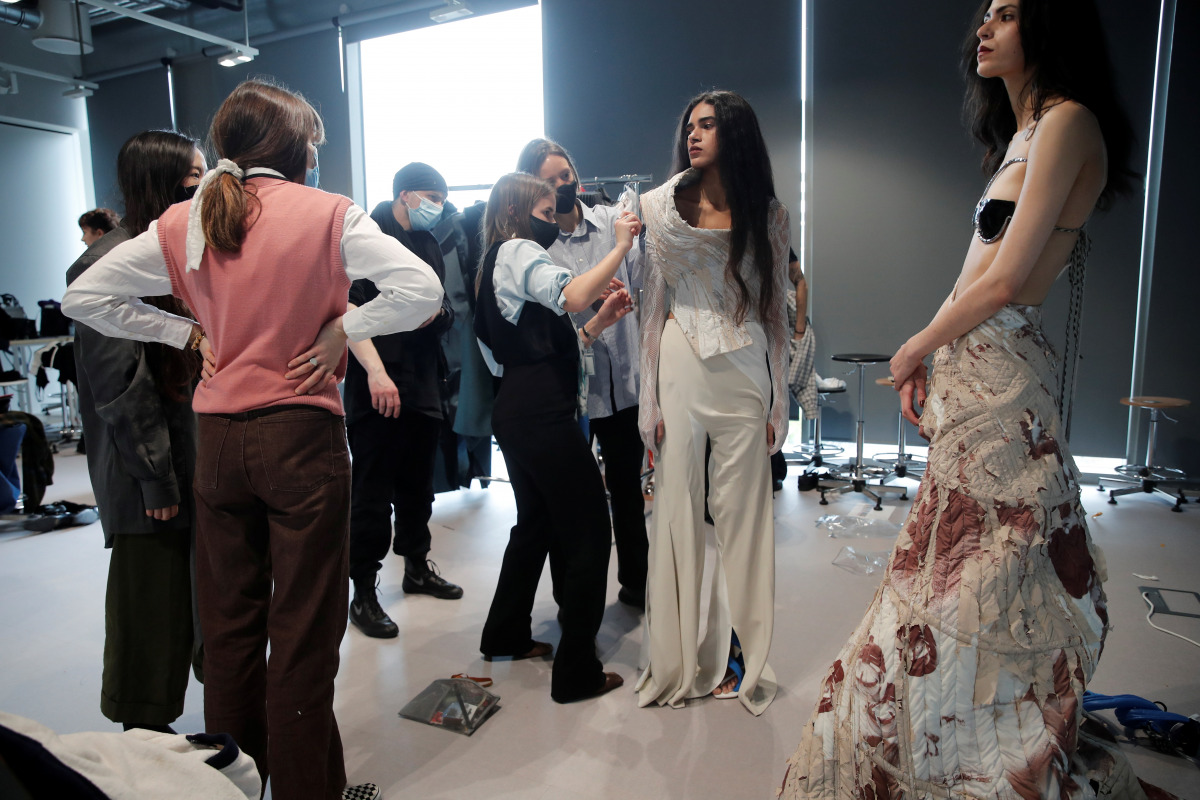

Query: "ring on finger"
(309, 356), (320, 367)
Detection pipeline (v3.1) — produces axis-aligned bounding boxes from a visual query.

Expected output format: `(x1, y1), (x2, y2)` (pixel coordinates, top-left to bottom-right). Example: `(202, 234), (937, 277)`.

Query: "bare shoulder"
(1035, 101), (1103, 149)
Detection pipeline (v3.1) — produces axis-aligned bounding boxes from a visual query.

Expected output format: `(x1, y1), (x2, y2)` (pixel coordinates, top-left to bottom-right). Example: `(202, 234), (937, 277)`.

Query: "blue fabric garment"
(0, 422), (25, 513)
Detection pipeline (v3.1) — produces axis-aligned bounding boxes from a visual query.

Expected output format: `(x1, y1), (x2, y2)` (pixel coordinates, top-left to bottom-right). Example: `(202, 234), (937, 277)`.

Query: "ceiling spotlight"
(63, 84), (93, 99)
(430, 0), (472, 23)
(33, 0), (94, 55)
(216, 48), (254, 67)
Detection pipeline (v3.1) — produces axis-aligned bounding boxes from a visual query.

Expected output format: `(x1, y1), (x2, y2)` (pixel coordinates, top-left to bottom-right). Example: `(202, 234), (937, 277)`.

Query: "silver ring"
(309, 356), (320, 367)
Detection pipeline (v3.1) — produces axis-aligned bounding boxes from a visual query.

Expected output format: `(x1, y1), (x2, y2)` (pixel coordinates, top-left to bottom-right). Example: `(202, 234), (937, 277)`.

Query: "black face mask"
(174, 183), (199, 204)
(529, 216), (560, 250)
(554, 181), (578, 214)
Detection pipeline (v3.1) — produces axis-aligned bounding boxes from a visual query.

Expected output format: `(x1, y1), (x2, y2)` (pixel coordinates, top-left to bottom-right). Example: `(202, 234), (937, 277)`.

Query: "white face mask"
(407, 194), (443, 231)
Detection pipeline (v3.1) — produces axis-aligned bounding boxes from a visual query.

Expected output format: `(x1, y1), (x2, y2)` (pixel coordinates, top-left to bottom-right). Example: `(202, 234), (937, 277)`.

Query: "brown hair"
(515, 138), (581, 186)
(203, 79), (325, 252)
(475, 173), (554, 295)
(78, 208), (120, 234)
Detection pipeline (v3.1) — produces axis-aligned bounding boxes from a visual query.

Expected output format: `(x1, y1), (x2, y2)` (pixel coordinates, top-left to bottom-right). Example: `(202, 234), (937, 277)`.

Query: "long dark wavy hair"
(115, 130), (202, 401)
(671, 90), (778, 325)
(961, 0), (1137, 207)
(117, 130), (197, 235)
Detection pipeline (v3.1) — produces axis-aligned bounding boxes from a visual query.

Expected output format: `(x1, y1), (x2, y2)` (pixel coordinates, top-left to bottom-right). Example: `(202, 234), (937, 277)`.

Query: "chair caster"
(819, 493), (829, 505)
(1108, 495), (1118, 505)
(896, 465), (907, 478)
(900, 493), (908, 501)
(873, 502), (882, 511)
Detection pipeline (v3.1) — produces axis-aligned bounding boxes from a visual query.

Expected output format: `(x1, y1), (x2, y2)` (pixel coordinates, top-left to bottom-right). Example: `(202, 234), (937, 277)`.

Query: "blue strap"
(1083, 691), (1192, 734)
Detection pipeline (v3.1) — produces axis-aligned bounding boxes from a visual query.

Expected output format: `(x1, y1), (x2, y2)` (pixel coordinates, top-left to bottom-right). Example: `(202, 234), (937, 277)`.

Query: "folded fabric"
(0, 711), (260, 800)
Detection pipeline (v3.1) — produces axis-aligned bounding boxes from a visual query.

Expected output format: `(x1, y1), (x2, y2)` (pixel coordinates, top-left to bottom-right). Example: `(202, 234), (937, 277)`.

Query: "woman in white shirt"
(635, 90), (791, 716)
(474, 172), (639, 702)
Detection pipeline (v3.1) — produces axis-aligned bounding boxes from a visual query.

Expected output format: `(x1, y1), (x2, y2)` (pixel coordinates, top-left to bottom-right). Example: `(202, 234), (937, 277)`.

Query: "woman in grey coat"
(66, 130), (206, 732)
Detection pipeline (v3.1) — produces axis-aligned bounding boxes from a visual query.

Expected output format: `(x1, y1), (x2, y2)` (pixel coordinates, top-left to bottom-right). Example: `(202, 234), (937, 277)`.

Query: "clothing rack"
(447, 174), (654, 194)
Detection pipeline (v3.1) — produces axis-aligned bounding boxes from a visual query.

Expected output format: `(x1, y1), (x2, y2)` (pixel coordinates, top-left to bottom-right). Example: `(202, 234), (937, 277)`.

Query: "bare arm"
(792, 266), (808, 337)
(342, 302), (401, 418)
(891, 105), (1101, 386)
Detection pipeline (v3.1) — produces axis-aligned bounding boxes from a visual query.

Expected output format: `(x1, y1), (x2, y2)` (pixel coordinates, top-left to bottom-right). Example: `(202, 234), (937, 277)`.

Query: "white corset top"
(641, 170), (783, 359)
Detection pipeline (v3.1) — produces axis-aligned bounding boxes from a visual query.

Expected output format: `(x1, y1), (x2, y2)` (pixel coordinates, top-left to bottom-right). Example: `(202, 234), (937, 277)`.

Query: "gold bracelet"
(189, 327), (205, 351)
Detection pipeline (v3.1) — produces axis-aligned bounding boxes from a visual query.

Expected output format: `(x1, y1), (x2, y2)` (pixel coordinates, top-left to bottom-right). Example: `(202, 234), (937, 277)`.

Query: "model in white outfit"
(636, 156), (791, 715)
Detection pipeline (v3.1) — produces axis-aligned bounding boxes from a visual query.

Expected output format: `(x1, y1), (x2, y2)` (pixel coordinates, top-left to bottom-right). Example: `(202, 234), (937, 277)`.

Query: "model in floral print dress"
(780, 1), (1156, 797)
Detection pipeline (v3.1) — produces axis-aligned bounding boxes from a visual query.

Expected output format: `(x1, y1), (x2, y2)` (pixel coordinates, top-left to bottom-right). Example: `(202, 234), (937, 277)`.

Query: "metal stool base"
(818, 476), (908, 511)
(1097, 473), (1197, 513)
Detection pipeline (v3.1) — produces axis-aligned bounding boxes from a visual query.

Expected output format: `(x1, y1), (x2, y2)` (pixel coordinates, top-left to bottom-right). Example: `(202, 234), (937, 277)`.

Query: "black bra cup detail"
(974, 198), (1016, 243)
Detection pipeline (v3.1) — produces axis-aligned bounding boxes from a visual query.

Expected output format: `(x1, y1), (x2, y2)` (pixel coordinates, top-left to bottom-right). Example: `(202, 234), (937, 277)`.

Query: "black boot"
(349, 579), (398, 638)
(402, 557), (463, 600)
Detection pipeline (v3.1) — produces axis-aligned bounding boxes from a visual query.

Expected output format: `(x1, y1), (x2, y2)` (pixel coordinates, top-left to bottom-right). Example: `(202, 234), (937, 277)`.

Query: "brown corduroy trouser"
(193, 406), (350, 800)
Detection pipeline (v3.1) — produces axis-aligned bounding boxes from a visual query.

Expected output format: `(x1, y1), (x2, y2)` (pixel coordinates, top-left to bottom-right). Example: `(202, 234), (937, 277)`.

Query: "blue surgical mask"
(407, 195), (443, 231)
(304, 149), (319, 188)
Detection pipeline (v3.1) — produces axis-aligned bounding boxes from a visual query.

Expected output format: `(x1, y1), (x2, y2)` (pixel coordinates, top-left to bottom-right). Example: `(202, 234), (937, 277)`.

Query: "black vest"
(474, 241), (578, 420)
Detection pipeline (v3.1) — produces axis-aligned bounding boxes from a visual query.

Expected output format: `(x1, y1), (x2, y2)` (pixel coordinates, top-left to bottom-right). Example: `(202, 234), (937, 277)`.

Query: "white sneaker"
(342, 784), (381, 800)
(816, 375), (846, 391)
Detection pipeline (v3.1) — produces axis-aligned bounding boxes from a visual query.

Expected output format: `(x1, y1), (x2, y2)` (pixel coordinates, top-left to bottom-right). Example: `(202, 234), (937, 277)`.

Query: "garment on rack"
(780, 303), (1147, 799)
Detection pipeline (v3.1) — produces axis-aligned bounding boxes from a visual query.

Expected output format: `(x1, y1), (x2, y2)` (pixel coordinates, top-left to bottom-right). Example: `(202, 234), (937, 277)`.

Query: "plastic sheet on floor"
(832, 545), (891, 576)
(816, 513), (902, 538)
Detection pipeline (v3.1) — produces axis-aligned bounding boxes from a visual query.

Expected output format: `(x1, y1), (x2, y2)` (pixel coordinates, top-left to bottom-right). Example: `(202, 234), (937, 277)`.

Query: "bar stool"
(818, 353), (908, 510)
(872, 376), (927, 479)
(1098, 396), (1196, 512)
(785, 385), (846, 468)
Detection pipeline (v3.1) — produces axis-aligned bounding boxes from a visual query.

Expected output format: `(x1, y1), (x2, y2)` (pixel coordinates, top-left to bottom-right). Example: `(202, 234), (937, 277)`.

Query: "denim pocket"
(256, 407), (339, 492)
(194, 415), (231, 490)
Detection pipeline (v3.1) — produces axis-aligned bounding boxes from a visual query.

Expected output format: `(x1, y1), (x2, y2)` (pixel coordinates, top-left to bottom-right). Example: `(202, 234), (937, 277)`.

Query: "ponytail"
(201, 171), (260, 253)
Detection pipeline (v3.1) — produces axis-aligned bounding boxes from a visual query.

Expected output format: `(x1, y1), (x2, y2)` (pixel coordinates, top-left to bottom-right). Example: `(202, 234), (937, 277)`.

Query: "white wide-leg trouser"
(635, 319), (778, 716)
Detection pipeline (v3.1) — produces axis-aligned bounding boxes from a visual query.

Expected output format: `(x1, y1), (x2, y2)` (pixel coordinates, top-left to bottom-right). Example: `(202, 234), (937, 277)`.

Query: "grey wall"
(804, 0), (1160, 458)
(1142, 0), (1200, 476)
(0, 25), (94, 312)
(541, 0), (803, 220)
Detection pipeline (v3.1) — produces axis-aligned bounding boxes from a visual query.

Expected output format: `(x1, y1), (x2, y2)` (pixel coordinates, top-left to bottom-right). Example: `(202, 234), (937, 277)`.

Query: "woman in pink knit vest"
(63, 80), (442, 800)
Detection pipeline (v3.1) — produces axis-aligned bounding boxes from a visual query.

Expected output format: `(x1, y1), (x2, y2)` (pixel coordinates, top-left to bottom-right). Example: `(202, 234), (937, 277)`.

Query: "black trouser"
(771, 449), (787, 483)
(348, 407), (441, 585)
(483, 408), (611, 702)
(589, 405), (648, 595)
(102, 528), (197, 725)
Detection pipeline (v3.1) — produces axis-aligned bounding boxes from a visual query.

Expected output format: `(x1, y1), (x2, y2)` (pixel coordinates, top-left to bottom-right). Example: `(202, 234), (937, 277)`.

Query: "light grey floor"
(2, 446), (1197, 799)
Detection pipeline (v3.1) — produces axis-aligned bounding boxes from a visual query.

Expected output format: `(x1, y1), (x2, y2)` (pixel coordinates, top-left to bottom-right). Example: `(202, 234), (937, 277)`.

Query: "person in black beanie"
(347, 162), (462, 639)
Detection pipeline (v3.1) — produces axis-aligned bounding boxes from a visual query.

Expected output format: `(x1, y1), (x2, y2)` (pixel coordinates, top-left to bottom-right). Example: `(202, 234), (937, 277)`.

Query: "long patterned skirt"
(780, 305), (1146, 799)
